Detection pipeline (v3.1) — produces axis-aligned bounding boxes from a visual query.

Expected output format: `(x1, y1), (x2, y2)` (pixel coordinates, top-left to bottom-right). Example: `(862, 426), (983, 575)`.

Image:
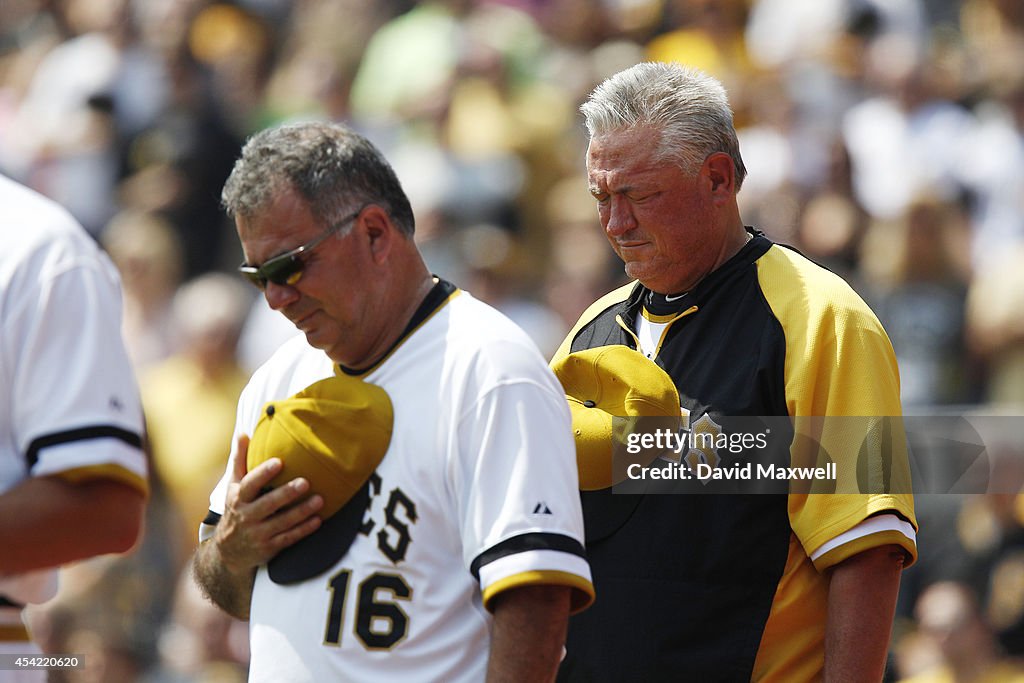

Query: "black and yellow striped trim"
(470, 532), (587, 578)
(27, 425), (143, 469)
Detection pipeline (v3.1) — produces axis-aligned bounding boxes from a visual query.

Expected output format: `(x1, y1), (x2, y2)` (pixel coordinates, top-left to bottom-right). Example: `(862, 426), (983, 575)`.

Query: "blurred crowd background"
(2, 0), (1023, 680)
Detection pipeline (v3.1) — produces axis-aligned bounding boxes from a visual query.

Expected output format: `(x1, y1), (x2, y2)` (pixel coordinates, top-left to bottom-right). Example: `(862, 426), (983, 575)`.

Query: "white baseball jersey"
(0, 175), (147, 612)
(203, 280), (593, 682)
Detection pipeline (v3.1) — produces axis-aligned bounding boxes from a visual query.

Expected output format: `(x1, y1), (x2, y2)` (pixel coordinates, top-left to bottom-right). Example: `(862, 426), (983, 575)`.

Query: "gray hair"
(580, 62), (747, 190)
(222, 121), (415, 236)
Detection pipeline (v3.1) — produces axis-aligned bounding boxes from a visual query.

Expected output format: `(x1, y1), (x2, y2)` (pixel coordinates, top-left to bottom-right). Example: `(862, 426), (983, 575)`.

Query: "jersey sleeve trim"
(198, 511), (222, 543)
(810, 513), (917, 571)
(27, 425), (143, 468)
(53, 463), (149, 496)
(30, 436), (148, 496)
(472, 535), (594, 613)
(0, 624), (31, 642)
(470, 532), (586, 578)
(482, 569), (596, 615)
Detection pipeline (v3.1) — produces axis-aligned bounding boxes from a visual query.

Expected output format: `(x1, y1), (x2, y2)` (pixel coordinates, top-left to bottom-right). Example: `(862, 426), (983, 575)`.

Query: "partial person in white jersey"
(0, 175), (149, 683)
(192, 121), (594, 682)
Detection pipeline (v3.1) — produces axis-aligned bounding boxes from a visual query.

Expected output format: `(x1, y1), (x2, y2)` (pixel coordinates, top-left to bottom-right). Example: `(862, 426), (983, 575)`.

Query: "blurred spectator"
(793, 189), (865, 282)
(459, 225), (566, 358)
(965, 244), (1024, 406)
(987, 546), (1024, 657)
(349, 0), (576, 285)
(646, 0), (752, 87)
(258, 0), (390, 124)
(842, 58), (974, 222)
(859, 194), (975, 406)
(349, 0), (476, 126)
(745, 0), (849, 70)
(0, 0), (128, 236)
(115, 45), (244, 279)
(746, 0), (926, 74)
(896, 580), (1024, 682)
(141, 272), (253, 548)
(355, 4), (530, 157)
(153, 566), (248, 682)
(101, 209), (184, 370)
(960, 0), (1024, 98)
(954, 78), (1024, 275)
(955, 492), (1024, 654)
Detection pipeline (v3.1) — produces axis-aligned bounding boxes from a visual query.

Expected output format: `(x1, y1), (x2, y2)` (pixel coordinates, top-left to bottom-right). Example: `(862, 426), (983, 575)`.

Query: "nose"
(264, 281), (300, 311)
(604, 196), (636, 238)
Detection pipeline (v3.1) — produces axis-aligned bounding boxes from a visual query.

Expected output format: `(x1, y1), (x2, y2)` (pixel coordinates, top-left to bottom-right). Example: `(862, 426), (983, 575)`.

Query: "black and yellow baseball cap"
(247, 374), (393, 584)
(551, 345), (681, 490)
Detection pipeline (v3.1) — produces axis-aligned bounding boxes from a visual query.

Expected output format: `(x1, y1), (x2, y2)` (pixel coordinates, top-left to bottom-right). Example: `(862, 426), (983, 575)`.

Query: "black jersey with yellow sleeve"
(553, 230), (917, 683)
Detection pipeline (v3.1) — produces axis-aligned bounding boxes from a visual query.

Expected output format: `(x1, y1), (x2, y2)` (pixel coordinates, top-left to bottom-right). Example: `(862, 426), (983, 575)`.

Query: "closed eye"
(629, 191), (659, 203)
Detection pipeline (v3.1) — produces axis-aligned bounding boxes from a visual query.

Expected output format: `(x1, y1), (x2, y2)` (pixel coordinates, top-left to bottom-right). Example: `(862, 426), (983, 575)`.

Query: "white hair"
(580, 62), (747, 189)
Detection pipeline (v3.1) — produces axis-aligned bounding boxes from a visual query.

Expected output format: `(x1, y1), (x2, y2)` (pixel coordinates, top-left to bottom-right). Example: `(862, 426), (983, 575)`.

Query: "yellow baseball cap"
(247, 373), (393, 583)
(551, 345), (681, 490)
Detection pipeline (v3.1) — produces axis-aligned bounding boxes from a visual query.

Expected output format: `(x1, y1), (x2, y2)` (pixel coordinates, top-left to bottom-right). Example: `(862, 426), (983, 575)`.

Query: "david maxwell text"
(626, 461), (838, 482)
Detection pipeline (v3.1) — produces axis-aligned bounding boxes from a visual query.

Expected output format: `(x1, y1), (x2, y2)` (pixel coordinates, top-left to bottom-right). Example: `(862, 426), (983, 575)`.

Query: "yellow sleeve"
(756, 246), (917, 567)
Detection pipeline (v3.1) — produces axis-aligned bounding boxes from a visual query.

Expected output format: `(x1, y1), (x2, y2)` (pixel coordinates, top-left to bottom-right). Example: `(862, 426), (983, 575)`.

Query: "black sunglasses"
(238, 208), (364, 290)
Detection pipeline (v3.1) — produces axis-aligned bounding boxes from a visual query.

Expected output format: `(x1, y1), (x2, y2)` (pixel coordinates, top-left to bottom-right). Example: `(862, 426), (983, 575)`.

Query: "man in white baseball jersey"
(192, 121), (594, 682)
(0, 175), (149, 682)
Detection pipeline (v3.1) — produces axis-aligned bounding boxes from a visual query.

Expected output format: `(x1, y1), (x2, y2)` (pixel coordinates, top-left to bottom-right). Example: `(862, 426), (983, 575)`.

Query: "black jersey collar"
(625, 228), (771, 324)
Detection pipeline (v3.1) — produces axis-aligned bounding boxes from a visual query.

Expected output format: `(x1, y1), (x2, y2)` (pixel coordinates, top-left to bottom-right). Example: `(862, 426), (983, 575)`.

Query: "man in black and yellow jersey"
(552, 62), (917, 682)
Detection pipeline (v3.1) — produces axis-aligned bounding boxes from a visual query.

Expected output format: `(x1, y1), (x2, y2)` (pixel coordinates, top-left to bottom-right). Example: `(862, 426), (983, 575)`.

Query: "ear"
(359, 204), (395, 265)
(702, 152), (736, 204)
